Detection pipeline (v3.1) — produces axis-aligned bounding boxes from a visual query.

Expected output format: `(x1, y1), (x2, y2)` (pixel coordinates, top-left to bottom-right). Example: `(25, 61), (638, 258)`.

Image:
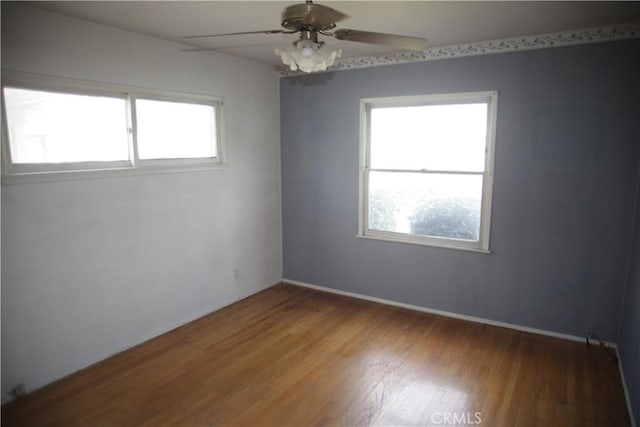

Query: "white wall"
(1, 4), (282, 400)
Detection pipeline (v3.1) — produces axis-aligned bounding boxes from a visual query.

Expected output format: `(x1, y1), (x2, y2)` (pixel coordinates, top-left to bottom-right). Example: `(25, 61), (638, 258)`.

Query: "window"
(359, 92), (497, 252)
(3, 88), (129, 165)
(1, 73), (223, 179)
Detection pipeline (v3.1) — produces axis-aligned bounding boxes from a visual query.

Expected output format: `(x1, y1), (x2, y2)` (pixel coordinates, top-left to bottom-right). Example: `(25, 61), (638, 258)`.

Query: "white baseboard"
(616, 347), (637, 427)
(282, 278), (610, 345)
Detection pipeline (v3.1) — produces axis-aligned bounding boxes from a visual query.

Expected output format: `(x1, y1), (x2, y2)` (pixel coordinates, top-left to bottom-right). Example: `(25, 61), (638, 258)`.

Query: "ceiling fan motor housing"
(281, 2), (345, 31)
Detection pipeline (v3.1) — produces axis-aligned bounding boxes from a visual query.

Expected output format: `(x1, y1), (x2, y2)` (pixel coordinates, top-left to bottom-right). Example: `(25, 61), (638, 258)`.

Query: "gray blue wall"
(281, 39), (640, 341)
(619, 149), (640, 425)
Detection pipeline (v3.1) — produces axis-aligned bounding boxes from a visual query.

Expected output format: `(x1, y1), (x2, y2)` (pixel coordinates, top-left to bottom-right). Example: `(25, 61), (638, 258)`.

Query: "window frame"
(358, 91), (498, 253)
(1, 71), (224, 183)
(131, 94), (221, 167)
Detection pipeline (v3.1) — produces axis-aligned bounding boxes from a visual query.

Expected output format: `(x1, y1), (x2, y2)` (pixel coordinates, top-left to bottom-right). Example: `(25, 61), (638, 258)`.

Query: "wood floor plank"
(1, 283), (630, 426)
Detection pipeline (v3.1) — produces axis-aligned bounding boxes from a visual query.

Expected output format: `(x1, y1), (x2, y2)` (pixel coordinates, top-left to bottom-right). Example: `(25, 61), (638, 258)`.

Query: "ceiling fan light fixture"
(184, 2), (427, 71)
(276, 37), (342, 73)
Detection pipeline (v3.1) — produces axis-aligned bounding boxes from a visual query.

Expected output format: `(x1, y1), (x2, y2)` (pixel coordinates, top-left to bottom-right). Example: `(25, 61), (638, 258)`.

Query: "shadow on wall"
(282, 71), (336, 87)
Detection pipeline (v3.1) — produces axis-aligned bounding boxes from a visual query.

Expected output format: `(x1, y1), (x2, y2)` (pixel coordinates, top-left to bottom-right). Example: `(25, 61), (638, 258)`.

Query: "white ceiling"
(28, 1), (640, 70)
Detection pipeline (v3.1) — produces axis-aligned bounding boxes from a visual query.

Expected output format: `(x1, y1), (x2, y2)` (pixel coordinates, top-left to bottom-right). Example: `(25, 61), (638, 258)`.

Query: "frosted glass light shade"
(276, 39), (342, 73)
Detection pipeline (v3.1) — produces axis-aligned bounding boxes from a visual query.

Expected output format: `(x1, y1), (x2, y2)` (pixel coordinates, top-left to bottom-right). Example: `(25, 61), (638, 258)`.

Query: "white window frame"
(1, 70), (224, 184)
(358, 91), (498, 253)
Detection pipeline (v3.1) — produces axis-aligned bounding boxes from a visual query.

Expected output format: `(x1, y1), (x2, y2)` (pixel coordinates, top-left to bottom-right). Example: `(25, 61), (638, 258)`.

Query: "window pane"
(368, 171), (482, 241)
(136, 99), (216, 160)
(3, 87), (129, 164)
(370, 103), (487, 172)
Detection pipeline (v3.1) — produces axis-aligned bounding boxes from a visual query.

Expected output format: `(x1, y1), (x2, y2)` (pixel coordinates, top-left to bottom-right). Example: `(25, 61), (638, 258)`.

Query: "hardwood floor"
(2, 283), (629, 426)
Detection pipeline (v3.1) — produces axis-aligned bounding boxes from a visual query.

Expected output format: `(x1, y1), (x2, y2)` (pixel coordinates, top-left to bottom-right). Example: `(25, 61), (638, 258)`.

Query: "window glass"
(3, 87), (128, 164)
(370, 103), (487, 172)
(136, 99), (217, 160)
(368, 171), (483, 240)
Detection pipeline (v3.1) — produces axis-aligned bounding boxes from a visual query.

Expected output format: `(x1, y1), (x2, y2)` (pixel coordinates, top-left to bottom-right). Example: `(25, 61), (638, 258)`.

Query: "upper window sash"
(361, 91), (497, 176)
(361, 91), (497, 172)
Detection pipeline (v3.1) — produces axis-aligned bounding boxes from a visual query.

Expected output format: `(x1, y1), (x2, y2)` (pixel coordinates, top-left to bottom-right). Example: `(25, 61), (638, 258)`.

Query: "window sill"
(355, 233), (492, 254)
(1, 163), (226, 185)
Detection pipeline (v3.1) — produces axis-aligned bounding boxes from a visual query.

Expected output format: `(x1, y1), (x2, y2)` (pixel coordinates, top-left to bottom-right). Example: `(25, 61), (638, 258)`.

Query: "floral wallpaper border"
(280, 23), (640, 77)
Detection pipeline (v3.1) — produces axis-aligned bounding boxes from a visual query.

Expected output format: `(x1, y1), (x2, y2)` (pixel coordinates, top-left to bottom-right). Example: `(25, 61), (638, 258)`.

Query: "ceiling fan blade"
(180, 47), (222, 52)
(183, 29), (288, 39)
(333, 29), (426, 51)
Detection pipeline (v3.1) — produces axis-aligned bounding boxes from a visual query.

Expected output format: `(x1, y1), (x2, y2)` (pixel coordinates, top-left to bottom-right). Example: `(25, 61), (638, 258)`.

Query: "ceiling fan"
(183, 0), (427, 73)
